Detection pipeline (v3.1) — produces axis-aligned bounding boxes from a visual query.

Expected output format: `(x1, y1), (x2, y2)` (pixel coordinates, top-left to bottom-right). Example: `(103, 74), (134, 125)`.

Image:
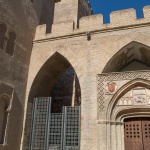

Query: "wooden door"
(142, 119), (150, 150)
(124, 118), (143, 150)
(124, 118), (150, 150)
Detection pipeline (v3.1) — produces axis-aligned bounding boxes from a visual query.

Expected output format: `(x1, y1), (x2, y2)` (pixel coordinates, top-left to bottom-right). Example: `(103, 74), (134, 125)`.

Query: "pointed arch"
(103, 41), (150, 73)
(28, 52), (81, 106)
(107, 78), (150, 120)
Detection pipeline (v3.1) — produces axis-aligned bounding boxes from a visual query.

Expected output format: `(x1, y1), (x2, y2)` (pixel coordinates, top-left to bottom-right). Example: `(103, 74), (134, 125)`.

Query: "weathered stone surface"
(1, 0), (150, 150)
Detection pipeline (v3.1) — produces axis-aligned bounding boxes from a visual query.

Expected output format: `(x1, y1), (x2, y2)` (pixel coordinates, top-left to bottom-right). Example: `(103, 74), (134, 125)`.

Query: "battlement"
(34, 6), (150, 41)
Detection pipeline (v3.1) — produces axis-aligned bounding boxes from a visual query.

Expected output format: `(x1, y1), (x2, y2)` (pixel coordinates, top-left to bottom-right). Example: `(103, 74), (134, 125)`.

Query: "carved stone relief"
(117, 87), (150, 106)
(97, 71), (150, 115)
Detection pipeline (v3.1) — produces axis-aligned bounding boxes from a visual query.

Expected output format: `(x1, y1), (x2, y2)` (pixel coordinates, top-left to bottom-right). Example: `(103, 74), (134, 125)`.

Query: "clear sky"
(89, 0), (150, 23)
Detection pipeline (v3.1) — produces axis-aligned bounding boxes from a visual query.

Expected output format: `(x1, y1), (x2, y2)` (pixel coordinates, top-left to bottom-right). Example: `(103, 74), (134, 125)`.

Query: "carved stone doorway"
(124, 118), (150, 150)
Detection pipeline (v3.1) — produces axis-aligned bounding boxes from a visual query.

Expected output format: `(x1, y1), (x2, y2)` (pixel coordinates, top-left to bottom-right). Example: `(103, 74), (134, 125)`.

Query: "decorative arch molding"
(115, 107), (150, 122)
(107, 78), (150, 120)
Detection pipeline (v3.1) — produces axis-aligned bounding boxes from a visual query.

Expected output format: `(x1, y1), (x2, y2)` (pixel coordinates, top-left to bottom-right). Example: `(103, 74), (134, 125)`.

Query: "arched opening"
(23, 52), (81, 150)
(0, 95), (9, 144)
(98, 41), (150, 150)
(28, 52), (81, 109)
(103, 41), (150, 73)
(105, 79), (150, 150)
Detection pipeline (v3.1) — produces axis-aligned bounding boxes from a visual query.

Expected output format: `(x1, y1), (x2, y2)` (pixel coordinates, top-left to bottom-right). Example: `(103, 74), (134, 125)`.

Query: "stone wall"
(97, 72), (150, 150)
(0, 0), (38, 150)
(32, 0), (55, 32)
(35, 6), (150, 40)
(24, 6), (150, 149)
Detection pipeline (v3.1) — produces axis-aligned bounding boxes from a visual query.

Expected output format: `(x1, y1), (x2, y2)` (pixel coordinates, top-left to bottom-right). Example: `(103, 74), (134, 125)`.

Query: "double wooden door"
(124, 118), (150, 150)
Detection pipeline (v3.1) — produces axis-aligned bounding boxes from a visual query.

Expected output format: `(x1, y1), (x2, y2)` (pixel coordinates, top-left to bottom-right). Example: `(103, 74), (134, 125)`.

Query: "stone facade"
(1, 0), (150, 150)
(24, 4), (150, 150)
(0, 0), (37, 150)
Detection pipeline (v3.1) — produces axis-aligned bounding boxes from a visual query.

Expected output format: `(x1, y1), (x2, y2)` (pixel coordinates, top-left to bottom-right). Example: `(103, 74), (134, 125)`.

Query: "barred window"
(0, 23), (7, 50)
(0, 96), (9, 144)
(5, 31), (16, 56)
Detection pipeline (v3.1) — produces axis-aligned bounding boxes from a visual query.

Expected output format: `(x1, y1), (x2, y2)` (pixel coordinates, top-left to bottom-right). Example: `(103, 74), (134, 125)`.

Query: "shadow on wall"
(50, 66), (81, 113)
(32, 0), (55, 33)
(103, 41), (150, 73)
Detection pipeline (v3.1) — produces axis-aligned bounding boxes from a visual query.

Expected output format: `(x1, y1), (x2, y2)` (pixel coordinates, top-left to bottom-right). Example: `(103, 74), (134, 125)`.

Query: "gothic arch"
(107, 78), (150, 120)
(103, 41), (150, 73)
(115, 108), (150, 122)
(28, 51), (81, 106)
(23, 52), (81, 148)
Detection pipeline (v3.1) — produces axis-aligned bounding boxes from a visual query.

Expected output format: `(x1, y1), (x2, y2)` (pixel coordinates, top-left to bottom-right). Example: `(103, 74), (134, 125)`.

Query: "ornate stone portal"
(97, 71), (150, 150)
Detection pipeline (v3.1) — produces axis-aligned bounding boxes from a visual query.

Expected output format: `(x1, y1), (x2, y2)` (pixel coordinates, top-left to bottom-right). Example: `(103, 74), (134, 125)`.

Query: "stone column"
(111, 123), (117, 150)
(97, 121), (107, 150)
(116, 124), (122, 150)
(121, 123), (125, 150)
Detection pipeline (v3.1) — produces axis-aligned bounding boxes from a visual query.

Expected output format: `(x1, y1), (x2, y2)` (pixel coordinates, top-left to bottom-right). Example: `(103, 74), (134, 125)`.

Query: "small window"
(0, 96), (9, 144)
(0, 23), (7, 50)
(5, 31), (16, 56)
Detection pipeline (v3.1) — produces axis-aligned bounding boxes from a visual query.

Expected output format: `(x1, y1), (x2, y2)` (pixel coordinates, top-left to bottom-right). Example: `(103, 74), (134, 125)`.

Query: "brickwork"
(35, 6), (150, 40)
(23, 5), (150, 149)
(1, 0), (150, 150)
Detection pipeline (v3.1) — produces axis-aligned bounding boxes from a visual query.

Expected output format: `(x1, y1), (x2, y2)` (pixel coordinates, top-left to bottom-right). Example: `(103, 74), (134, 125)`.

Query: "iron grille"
(30, 97), (51, 150)
(29, 97), (80, 150)
(48, 113), (63, 150)
(63, 107), (80, 150)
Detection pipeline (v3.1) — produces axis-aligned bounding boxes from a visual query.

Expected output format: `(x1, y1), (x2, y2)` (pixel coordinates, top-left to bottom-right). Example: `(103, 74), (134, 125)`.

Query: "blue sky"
(89, 0), (150, 23)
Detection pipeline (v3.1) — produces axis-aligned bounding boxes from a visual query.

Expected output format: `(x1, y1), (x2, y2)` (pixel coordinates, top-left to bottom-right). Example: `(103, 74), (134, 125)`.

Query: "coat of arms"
(106, 82), (117, 93)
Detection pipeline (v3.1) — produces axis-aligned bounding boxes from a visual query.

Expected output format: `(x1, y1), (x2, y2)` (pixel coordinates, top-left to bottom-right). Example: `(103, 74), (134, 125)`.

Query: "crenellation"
(35, 24), (46, 40)
(79, 14), (103, 32)
(110, 8), (137, 27)
(54, 0), (78, 26)
(51, 20), (74, 36)
(143, 6), (150, 20)
(34, 6), (150, 41)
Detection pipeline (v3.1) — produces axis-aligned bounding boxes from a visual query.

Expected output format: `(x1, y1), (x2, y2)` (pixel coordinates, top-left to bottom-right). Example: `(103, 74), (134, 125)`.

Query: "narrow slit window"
(0, 97), (9, 144)
(0, 23), (7, 50)
(5, 31), (16, 56)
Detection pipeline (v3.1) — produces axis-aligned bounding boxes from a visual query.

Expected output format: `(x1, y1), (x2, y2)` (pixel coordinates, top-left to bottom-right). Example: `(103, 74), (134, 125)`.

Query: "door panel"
(142, 119), (150, 150)
(124, 118), (143, 150)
